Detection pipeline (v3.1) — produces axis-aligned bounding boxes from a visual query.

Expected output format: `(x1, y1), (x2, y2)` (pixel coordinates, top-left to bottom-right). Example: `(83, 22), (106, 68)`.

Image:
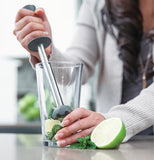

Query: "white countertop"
(1, 134), (154, 160)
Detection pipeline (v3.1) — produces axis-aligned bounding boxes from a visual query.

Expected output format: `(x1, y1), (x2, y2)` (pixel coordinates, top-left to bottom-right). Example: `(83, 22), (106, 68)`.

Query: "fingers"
(13, 7), (52, 59)
(20, 30), (49, 58)
(16, 22), (44, 41)
(57, 116), (96, 139)
(62, 108), (91, 126)
(14, 8), (46, 38)
(55, 109), (105, 147)
(14, 16), (43, 34)
(56, 111), (104, 139)
(15, 8), (46, 23)
(15, 8), (35, 23)
(57, 127), (95, 147)
(34, 8), (49, 21)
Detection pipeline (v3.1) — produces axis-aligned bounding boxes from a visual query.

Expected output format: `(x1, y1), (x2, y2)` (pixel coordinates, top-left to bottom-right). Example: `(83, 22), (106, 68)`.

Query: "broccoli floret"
(46, 124), (63, 140)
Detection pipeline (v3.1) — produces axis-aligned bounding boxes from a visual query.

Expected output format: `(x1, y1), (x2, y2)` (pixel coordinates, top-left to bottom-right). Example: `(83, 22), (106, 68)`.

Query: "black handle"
(23, 5), (36, 12)
(22, 5), (51, 52)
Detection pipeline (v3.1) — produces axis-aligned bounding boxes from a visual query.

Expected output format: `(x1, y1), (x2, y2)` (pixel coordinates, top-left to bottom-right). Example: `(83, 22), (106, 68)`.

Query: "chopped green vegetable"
(52, 124), (62, 136)
(46, 131), (54, 141)
(86, 141), (97, 149)
(46, 124), (63, 140)
(69, 136), (96, 149)
(45, 89), (56, 119)
(47, 107), (55, 119)
(58, 117), (64, 122)
(68, 143), (83, 149)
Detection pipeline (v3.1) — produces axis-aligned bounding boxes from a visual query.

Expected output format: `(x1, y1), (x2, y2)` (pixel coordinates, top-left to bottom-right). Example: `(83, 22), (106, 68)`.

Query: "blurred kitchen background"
(0, 0), (97, 125)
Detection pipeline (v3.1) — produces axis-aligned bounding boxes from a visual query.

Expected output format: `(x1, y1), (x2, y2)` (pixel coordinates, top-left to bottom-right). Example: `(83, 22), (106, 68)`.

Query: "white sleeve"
(30, 0), (99, 83)
(103, 83), (154, 142)
(49, 0), (99, 84)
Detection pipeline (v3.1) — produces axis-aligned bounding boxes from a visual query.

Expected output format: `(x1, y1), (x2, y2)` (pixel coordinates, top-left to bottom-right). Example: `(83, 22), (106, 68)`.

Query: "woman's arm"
(56, 82), (154, 147)
(44, 0), (100, 83)
(104, 82), (154, 142)
(13, 1), (100, 83)
(55, 108), (105, 147)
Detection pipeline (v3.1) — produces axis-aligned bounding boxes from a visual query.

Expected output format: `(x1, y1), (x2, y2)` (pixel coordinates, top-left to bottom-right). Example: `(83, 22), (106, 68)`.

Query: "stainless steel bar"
(38, 44), (64, 107)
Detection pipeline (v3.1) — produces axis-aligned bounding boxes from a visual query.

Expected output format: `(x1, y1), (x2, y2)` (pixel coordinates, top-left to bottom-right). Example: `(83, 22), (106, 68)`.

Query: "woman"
(13, 0), (154, 147)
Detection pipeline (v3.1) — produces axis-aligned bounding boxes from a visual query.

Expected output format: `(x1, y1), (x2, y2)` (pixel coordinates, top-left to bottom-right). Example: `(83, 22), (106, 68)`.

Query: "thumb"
(34, 8), (48, 21)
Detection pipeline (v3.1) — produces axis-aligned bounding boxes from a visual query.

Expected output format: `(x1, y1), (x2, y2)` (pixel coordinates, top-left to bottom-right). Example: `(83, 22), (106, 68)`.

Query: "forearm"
(103, 83), (154, 142)
(30, 0), (99, 83)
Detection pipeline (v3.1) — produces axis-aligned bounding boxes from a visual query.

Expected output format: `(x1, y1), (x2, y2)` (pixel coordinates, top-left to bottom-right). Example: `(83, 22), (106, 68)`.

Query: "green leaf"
(46, 124), (63, 140)
(86, 141), (96, 149)
(77, 136), (90, 143)
(52, 124), (62, 136)
(85, 136), (90, 141)
(46, 131), (54, 140)
(48, 107), (54, 119)
(69, 143), (84, 149)
(69, 136), (96, 149)
(77, 137), (84, 143)
(58, 117), (64, 122)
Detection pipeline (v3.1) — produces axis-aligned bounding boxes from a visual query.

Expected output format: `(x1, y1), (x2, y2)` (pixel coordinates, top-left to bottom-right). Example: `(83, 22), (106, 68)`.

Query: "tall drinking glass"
(36, 61), (83, 147)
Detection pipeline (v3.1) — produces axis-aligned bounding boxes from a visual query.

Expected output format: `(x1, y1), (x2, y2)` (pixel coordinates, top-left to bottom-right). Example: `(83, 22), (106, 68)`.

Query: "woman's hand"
(13, 8), (52, 61)
(55, 108), (105, 147)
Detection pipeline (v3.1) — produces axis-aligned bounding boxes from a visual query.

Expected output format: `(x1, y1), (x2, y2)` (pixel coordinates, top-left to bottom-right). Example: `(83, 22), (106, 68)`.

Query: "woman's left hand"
(55, 107), (105, 147)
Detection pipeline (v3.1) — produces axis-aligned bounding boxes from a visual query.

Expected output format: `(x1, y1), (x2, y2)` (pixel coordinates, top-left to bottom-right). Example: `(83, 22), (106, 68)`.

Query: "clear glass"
(36, 61), (83, 147)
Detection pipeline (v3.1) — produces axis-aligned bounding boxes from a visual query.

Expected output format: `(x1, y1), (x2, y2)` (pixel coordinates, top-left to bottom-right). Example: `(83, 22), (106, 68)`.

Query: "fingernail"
(55, 133), (64, 140)
(57, 140), (66, 147)
(60, 122), (64, 127)
(62, 120), (69, 126)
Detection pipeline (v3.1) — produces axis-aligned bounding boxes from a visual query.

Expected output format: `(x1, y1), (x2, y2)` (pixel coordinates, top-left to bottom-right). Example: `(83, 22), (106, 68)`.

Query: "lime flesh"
(45, 119), (61, 133)
(91, 118), (126, 149)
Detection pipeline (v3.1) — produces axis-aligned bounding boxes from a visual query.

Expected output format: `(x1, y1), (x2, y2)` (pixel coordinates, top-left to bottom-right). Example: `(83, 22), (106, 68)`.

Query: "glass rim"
(36, 60), (83, 68)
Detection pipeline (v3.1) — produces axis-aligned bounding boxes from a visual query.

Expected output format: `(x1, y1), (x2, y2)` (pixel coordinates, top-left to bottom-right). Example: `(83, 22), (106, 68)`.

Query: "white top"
(31, 0), (154, 142)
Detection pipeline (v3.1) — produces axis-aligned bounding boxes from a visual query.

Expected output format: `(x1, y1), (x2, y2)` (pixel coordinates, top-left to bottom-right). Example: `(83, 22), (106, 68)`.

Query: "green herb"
(58, 117), (64, 122)
(45, 89), (56, 119)
(47, 107), (54, 119)
(68, 143), (83, 149)
(46, 124), (63, 140)
(86, 140), (97, 149)
(69, 136), (96, 149)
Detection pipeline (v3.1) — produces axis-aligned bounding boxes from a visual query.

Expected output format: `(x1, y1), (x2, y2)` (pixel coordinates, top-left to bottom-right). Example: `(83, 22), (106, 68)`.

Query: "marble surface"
(1, 134), (154, 160)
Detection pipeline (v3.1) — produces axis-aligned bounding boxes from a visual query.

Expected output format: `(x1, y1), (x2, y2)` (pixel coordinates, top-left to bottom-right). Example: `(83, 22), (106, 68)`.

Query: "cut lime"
(91, 118), (126, 149)
(45, 119), (61, 133)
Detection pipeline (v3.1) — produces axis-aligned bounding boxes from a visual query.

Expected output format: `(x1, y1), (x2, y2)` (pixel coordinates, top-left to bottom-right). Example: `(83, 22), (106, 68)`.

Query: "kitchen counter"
(1, 134), (154, 160)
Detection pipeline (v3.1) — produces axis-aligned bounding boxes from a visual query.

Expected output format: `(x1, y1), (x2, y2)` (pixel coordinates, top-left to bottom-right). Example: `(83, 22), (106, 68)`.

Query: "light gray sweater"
(31, 0), (154, 142)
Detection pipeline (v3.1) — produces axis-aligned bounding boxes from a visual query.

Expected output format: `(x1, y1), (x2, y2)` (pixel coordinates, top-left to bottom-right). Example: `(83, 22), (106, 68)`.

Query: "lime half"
(91, 118), (126, 149)
(45, 119), (61, 133)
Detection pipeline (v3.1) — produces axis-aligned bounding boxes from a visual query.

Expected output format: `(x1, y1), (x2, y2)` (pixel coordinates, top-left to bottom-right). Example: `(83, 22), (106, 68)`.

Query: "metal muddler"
(23, 5), (64, 107)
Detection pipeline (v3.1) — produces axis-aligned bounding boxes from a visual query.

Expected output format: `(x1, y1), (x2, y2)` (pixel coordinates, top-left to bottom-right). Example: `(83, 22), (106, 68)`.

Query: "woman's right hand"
(13, 8), (52, 62)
